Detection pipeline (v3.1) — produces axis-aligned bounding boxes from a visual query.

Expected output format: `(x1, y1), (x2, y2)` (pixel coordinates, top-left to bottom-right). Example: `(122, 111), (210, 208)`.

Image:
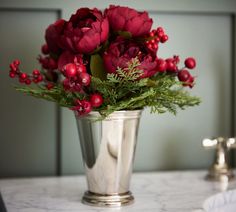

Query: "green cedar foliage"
(15, 58), (200, 118)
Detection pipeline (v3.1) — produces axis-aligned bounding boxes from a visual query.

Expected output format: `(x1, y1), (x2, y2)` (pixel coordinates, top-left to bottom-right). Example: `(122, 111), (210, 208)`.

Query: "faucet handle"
(202, 137), (236, 150)
(202, 137), (219, 149)
(227, 138), (236, 148)
(202, 137), (235, 181)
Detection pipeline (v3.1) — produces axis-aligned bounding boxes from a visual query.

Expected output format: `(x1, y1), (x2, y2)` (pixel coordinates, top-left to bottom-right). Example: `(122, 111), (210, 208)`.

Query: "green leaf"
(90, 54), (107, 80)
(117, 31), (132, 39)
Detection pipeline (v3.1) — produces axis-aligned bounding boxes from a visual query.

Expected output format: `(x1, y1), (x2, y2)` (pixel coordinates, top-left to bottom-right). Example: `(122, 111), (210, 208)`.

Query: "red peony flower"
(45, 19), (66, 54)
(60, 8), (109, 54)
(7, 5), (200, 118)
(105, 5), (153, 37)
(103, 38), (157, 78)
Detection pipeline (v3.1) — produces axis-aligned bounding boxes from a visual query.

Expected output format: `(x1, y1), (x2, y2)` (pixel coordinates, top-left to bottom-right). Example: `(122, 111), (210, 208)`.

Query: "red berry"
(76, 64), (86, 74)
(19, 78), (25, 83)
(81, 100), (92, 114)
(72, 99), (92, 116)
(73, 82), (82, 92)
(184, 57), (196, 69)
(156, 59), (167, 72)
(157, 27), (163, 33)
(63, 78), (70, 90)
(157, 31), (164, 38)
(150, 39), (155, 44)
(33, 79), (39, 83)
(160, 35), (168, 43)
(41, 44), (49, 55)
(63, 63), (77, 78)
(173, 55), (180, 64)
(90, 93), (103, 108)
(178, 70), (191, 82)
(25, 79), (31, 85)
(9, 72), (16, 78)
(79, 72), (91, 86)
(183, 75), (195, 88)
(166, 58), (174, 63)
(155, 37), (160, 42)
(147, 43), (152, 49)
(153, 43), (158, 49)
(33, 69), (40, 76)
(72, 105), (83, 116)
(20, 73), (27, 80)
(37, 75), (43, 82)
(10, 63), (17, 72)
(149, 32), (155, 37)
(74, 99), (82, 106)
(166, 59), (177, 72)
(13, 59), (20, 66)
(151, 29), (157, 35)
(46, 83), (54, 90)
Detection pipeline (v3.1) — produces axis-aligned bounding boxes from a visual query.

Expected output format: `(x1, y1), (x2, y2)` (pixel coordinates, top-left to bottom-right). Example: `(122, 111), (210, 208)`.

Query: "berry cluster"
(71, 99), (92, 116)
(8, 57), (105, 116)
(60, 62), (104, 115)
(157, 56), (196, 87)
(9, 60), (44, 85)
(146, 27), (168, 52)
(62, 63), (91, 92)
(71, 93), (103, 116)
(178, 57), (196, 88)
(156, 55), (180, 73)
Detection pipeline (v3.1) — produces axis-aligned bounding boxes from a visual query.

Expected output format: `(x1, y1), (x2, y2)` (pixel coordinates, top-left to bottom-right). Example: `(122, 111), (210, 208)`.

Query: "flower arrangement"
(8, 5), (200, 118)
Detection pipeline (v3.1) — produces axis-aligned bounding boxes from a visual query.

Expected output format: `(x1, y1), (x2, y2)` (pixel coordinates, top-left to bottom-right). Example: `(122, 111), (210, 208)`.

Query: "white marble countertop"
(1, 170), (236, 212)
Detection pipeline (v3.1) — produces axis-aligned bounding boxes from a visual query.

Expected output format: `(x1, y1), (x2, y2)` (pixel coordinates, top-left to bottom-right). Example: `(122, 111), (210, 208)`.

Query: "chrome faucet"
(202, 137), (236, 181)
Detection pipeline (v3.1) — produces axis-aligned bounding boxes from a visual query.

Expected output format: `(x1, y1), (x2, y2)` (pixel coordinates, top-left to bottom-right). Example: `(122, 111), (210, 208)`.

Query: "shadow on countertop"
(0, 193), (7, 212)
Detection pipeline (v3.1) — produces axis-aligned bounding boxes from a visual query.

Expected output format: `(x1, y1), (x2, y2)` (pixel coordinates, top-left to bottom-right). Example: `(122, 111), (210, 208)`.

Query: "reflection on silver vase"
(75, 110), (142, 207)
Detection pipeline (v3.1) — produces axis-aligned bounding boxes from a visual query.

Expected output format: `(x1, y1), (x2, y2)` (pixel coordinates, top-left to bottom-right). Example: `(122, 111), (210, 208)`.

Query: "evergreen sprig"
(15, 58), (201, 118)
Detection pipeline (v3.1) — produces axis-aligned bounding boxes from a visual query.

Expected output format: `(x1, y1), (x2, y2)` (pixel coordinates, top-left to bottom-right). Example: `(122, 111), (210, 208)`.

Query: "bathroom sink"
(203, 189), (236, 212)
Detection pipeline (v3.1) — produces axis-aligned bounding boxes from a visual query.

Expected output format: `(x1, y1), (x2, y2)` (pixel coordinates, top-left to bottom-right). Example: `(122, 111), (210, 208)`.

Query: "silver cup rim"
(76, 110), (143, 120)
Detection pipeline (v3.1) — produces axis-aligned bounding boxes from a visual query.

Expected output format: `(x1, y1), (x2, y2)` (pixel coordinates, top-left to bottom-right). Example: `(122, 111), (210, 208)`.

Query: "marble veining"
(1, 170), (236, 212)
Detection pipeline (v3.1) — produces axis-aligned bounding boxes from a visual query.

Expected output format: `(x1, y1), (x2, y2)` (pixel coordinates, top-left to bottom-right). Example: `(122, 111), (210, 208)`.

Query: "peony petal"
(69, 8), (90, 24)
(118, 6), (137, 20)
(105, 6), (152, 37)
(125, 13), (152, 36)
(125, 17), (143, 36)
(77, 32), (100, 54)
(135, 12), (153, 36)
(105, 6), (127, 31)
(100, 18), (109, 43)
(91, 21), (101, 33)
(92, 8), (103, 21)
(112, 16), (126, 31)
(45, 20), (66, 54)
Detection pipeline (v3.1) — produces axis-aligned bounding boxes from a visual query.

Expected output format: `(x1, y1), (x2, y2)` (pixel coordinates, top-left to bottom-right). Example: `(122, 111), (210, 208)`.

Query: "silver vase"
(75, 110), (142, 207)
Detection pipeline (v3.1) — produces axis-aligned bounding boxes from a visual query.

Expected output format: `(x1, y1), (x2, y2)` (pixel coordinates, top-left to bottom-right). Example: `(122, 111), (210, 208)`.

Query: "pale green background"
(0, 0), (235, 177)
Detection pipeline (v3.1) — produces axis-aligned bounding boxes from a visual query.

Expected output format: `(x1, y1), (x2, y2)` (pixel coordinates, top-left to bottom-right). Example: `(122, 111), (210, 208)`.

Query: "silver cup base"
(82, 191), (134, 207)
